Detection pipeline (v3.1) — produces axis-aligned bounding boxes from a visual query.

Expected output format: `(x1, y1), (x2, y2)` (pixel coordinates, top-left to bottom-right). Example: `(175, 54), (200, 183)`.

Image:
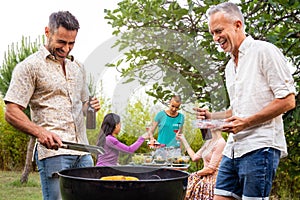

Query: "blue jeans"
(214, 147), (280, 199)
(35, 151), (93, 200)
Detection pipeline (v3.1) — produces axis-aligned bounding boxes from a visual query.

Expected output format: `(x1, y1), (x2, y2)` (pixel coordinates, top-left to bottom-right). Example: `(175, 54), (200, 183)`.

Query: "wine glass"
(173, 123), (181, 147)
(173, 129), (179, 146)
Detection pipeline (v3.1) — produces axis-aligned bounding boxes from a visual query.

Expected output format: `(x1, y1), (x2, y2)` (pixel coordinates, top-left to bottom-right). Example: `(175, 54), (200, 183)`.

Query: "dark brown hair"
(48, 11), (80, 33)
(96, 113), (121, 146)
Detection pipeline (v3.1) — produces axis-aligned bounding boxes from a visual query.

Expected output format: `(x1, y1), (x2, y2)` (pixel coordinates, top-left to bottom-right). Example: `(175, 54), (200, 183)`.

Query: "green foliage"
(241, 0), (300, 69)
(122, 98), (154, 137)
(0, 97), (29, 170)
(105, 0), (299, 109)
(0, 36), (44, 99)
(275, 93), (300, 198)
(0, 37), (43, 170)
(116, 97), (154, 164)
(104, 0), (232, 110)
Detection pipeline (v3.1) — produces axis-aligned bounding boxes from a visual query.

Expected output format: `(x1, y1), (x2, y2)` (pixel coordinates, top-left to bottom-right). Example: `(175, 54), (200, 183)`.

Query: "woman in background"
(96, 113), (149, 166)
(177, 129), (226, 200)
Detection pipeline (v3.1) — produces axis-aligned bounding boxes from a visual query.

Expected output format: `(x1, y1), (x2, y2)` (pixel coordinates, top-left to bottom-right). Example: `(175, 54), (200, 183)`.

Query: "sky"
(0, 0), (120, 63)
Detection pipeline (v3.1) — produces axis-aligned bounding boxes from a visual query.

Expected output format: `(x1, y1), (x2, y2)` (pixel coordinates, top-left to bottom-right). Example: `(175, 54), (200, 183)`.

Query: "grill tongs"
(60, 141), (105, 155)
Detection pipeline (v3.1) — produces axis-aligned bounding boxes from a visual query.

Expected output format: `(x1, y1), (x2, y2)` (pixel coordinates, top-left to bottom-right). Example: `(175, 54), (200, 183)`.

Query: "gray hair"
(207, 2), (245, 29)
(48, 11), (80, 33)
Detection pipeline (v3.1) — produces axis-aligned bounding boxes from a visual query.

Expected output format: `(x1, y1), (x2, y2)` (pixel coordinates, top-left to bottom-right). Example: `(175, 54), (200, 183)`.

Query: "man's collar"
(238, 35), (254, 55)
(40, 45), (74, 62)
(230, 35), (254, 59)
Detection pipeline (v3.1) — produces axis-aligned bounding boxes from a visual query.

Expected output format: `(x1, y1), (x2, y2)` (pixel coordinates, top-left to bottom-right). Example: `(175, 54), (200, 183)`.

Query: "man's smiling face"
(208, 12), (241, 56)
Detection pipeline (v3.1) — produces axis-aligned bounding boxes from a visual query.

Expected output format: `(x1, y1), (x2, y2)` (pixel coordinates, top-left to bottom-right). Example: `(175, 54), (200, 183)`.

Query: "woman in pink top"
(96, 113), (149, 166)
(177, 129), (226, 200)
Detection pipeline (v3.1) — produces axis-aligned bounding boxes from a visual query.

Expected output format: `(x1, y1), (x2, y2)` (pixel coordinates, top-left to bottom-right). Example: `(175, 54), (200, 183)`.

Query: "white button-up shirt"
(4, 45), (90, 160)
(223, 36), (296, 159)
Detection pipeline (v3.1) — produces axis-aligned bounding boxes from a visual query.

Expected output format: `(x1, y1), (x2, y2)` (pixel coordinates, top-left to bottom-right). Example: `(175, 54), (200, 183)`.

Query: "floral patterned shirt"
(4, 45), (90, 160)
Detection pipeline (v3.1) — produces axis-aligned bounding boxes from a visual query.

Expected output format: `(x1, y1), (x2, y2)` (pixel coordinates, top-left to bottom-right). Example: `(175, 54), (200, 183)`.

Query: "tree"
(105, 0), (299, 104)
(104, 0), (299, 197)
(0, 36), (44, 183)
(122, 98), (154, 137)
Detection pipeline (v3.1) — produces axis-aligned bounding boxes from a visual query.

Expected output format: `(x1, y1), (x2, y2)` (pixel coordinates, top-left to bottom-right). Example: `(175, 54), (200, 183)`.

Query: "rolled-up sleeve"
(262, 44), (296, 99)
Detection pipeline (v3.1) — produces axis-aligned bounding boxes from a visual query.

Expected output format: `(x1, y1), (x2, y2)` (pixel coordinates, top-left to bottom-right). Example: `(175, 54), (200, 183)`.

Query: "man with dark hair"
(4, 11), (101, 200)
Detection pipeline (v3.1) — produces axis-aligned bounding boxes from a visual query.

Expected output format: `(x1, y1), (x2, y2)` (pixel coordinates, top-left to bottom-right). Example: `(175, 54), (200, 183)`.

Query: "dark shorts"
(214, 147), (280, 199)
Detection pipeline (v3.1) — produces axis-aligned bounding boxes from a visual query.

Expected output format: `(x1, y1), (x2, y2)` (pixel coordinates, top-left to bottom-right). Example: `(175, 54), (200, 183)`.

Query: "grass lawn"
(0, 170), (42, 200)
(0, 170), (289, 200)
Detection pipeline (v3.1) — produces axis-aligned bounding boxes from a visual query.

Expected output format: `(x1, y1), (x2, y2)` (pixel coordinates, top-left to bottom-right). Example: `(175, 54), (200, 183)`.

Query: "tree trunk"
(20, 136), (36, 184)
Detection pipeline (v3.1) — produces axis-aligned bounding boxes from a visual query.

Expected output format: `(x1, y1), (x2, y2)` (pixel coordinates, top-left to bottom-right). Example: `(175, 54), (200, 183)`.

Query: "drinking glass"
(173, 123), (181, 147)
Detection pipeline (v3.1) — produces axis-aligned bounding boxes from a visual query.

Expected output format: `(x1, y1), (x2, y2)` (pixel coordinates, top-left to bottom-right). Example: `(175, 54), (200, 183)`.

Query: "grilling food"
(100, 175), (139, 181)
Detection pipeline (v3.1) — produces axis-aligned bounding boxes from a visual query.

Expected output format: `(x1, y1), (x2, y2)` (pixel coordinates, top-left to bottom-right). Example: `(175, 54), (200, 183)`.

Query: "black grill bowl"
(58, 166), (189, 200)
